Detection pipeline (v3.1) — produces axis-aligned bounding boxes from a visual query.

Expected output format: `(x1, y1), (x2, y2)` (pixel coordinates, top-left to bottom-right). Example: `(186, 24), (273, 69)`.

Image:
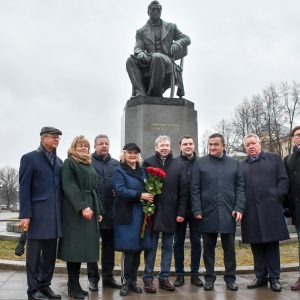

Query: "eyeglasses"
(293, 134), (300, 138)
(45, 135), (61, 140)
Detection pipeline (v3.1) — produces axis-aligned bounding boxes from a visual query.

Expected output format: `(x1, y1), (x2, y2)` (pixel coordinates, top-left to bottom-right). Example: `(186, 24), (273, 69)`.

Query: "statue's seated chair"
(131, 46), (188, 98)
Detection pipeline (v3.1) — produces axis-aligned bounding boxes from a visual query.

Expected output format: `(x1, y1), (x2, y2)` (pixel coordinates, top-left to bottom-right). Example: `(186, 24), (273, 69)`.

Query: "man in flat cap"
(19, 127), (63, 300)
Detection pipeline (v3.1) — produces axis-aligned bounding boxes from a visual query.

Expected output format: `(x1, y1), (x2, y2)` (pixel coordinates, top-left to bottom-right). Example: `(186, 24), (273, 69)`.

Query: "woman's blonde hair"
(68, 135), (91, 154)
(119, 150), (143, 164)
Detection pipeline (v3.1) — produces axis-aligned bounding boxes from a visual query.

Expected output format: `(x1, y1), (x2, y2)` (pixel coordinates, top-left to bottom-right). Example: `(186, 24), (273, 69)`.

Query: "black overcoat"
(143, 152), (187, 234)
(240, 151), (289, 243)
(92, 153), (119, 229)
(191, 154), (245, 234)
(284, 146), (300, 226)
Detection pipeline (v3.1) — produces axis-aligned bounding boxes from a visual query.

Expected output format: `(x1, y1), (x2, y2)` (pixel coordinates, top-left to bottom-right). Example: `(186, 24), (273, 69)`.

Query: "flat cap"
(123, 142), (141, 153)
(40, 126), (62, 136)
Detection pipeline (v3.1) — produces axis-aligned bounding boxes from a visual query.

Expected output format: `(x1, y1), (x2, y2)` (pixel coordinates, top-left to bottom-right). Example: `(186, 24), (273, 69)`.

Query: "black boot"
(67, 262), (85, 299)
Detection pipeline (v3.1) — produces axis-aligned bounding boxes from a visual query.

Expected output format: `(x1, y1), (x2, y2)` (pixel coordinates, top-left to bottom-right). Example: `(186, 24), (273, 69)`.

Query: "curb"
(0, 259), (298, 275)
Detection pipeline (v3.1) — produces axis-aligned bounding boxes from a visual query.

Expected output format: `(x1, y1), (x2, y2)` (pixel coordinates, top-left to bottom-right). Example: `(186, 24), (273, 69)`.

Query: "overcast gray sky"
(1, 0), (299, 168)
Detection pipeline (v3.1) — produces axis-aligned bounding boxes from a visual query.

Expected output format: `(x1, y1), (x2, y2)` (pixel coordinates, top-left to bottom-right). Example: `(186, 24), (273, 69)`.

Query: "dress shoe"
(67, 289), (85, 300)
(28, 291), (49, 300)
(143, 278), (156, 293)
(173, 275), (184, 287)
(40, 287), (61, 299)
(270, 279), (282, 292)
(119, 283), (130, 296)
(204, 281), (214, 290)
(129, 281), (142, 293)
(226, 281), (238, 291)
(247, 278), (268, 289)
(89, 281), (98, 291)
(79, 285), (88, 296)
(159, 279), (175, 291)
(102, 277), (122, 289)
(291, 276), (300, 290)
(191, 275), (203, 287)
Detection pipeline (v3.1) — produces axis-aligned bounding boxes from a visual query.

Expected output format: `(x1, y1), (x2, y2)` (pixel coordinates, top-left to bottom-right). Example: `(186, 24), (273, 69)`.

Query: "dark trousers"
(202, 233), (236, 283)
(26, 239), (57, 295)
(66, 262), (82, 291)
(87, 228), (115, 283)
(122, 251), (141, 283)
(173, 214), (202, 275)
(250, 241), (280, 280)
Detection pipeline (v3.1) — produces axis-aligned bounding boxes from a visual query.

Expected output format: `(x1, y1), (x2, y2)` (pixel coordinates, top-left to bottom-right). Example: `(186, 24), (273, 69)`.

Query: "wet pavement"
(1, 211), (300, 299)
(1, 271), (300, 299)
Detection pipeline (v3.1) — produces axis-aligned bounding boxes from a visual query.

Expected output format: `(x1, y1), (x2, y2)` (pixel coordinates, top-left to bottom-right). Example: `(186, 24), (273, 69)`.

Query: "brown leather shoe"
(143, 278), (156, 293)
(291, 276), (300, 290)
(159, 279), (175, 291)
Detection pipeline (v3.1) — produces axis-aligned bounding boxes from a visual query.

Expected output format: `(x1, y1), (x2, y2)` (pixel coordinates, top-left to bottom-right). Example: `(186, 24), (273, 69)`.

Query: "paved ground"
(1, 211), (300, 299)
(1, 271), (300, 300)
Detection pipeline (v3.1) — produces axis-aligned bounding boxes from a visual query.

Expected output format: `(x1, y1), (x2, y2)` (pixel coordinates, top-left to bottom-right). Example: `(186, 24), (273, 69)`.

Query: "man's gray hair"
(155, 135), (171, 147)
(243, 133), (260, 145)
(94, 134), (109, 144)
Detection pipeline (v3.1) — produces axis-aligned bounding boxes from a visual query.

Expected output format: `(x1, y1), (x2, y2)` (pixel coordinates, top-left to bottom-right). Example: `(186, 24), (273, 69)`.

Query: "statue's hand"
(170, 43), (180, 56)
(137, 52), (148, 61)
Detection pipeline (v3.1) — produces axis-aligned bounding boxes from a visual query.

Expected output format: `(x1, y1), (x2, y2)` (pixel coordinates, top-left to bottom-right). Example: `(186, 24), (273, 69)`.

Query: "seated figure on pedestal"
(126, 1), (191, 98)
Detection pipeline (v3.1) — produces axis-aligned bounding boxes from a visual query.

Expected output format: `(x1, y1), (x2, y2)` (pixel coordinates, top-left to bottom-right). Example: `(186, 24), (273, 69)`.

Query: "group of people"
(18, 126), (300, 300)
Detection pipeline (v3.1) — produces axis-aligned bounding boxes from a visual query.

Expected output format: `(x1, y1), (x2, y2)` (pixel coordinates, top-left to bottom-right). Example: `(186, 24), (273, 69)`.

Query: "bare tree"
(261, 84), (287, 156)
(199, 129), (212, 156)
(0, 166), (19, 210)
(207, 81), (299, 157)
(214, 119), (238, 153)
(280, 81), (300, 153)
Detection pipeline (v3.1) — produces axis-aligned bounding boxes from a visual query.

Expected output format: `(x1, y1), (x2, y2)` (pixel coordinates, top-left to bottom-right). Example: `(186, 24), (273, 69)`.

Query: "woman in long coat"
(57, 136), (103, 299)
(113, 143), (154, 296)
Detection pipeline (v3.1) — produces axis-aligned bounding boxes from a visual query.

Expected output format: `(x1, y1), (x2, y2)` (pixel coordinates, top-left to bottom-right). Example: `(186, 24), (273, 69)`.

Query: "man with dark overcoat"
(191, 133), (245, 291)
(19, 127), (63, 300)
(142, 135), (186, 293)
(87, 134), (122, 291)
(284, 125), (300, 290)
(173, 136), (203, 287)
(241, 133), (289, 292)
(126, 1), (191, 97)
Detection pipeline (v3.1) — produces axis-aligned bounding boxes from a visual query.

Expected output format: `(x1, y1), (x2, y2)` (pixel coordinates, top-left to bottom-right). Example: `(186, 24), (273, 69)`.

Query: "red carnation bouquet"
(140, 166), (166, 238)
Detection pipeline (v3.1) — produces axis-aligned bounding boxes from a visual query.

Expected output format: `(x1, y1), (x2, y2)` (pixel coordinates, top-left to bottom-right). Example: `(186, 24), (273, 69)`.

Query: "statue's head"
(148, 1), (162, 21)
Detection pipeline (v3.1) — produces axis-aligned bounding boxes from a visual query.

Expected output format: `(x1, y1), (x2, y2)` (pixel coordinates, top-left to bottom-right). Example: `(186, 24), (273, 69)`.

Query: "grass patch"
(1, 240), (298, 267)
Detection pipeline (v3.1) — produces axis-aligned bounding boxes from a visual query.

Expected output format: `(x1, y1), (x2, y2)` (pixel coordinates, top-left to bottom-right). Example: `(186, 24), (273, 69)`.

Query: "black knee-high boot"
(67, 262), (85, 299)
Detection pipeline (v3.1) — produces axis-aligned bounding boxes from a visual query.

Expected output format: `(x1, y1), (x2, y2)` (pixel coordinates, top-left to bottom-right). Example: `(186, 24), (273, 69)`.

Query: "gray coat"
(240, 151), (289, 243)
(191, 153), (245, 234)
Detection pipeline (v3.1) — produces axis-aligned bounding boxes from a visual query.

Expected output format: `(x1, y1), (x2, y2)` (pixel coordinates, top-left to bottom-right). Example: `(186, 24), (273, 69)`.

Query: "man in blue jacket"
(19, 127), (63, 300)
(191, 133), (245, 291)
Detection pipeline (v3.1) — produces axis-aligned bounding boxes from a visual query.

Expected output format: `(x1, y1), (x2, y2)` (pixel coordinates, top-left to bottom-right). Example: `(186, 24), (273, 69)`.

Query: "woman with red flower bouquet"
(113, 143), (154, 297)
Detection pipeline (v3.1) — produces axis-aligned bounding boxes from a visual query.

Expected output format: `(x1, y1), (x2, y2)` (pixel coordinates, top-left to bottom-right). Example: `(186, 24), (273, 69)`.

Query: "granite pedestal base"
(122, 96), (198, 158)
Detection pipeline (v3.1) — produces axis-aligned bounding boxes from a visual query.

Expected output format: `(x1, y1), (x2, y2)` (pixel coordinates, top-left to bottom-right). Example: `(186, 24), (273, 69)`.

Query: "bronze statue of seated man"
(126, 1), (191, 98)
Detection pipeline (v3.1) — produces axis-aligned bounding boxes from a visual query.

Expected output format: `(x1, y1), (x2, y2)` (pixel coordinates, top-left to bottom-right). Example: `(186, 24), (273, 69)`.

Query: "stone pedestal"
(122, 96), (198, 159)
